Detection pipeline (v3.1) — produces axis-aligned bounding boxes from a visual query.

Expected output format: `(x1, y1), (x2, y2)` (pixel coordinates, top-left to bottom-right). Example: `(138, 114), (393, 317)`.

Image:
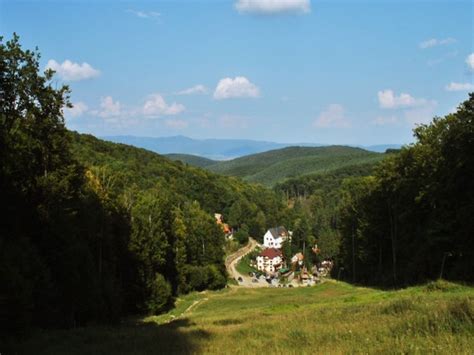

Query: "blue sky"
(1, 0), (473, 145)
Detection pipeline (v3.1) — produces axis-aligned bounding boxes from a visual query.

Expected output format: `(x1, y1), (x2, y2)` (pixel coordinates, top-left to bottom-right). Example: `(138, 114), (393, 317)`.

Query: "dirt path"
(225, 238), (268, 288)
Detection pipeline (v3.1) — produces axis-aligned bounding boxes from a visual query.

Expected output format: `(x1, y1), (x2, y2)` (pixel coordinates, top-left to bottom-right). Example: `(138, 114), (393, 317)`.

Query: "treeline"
(274, 163), (383, 261)
(336, 95), (474, 286)
(0, 35), (287, 336)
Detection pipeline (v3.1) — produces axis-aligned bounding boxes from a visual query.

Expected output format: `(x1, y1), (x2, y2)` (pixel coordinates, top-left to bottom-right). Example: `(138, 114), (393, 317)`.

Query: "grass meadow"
(12, 280), (474, 354)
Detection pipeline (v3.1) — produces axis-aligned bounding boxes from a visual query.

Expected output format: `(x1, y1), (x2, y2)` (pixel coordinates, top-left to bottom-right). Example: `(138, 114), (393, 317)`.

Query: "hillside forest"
(1, 35), (473, 340)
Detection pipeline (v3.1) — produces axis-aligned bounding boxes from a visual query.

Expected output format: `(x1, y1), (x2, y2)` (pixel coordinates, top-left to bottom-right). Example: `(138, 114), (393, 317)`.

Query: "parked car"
(288, 284), (294, 288)
(248, 272), (254, 277)
(238, 277), (243, 282)
(252, 278), (259, 283)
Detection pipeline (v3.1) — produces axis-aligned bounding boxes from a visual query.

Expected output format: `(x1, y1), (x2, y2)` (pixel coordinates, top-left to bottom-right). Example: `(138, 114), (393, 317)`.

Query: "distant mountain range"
(102, 135), (402, 160)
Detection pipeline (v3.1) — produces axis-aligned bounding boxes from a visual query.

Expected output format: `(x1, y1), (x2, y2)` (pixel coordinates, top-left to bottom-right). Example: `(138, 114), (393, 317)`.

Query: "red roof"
(259, 248), (282, 259)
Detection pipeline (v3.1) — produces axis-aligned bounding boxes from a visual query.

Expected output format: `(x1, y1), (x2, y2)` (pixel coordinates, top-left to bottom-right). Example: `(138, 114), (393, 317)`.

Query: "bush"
(234, 225), (249, 245)
(181, 265), (227, 292)
(207, 265), (227, 290)
(146, 273), (173, 314)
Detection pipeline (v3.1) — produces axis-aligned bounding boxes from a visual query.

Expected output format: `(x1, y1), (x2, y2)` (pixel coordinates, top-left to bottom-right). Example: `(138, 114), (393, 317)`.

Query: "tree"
(234, 224), (249, 245)
(147, 273), (173, 314)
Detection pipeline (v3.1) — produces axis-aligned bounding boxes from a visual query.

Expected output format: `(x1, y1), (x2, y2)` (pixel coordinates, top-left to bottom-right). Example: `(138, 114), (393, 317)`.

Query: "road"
(225, 238), (268, 288)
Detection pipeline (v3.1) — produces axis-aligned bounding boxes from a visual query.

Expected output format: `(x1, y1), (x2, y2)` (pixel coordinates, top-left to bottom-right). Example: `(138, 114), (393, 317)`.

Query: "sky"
(1, 0), (473, 145)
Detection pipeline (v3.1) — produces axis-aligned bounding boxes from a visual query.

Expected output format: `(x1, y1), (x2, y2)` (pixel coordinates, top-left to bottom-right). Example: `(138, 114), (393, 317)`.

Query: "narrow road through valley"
(225, 238), (268, 288)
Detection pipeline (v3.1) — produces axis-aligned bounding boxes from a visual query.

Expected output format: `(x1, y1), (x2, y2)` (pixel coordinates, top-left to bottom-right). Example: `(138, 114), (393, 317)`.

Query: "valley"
(2, 32), (473, 355)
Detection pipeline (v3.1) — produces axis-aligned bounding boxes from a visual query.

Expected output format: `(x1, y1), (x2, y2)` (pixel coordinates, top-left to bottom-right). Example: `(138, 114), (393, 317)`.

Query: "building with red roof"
(256, 248), (283, 274)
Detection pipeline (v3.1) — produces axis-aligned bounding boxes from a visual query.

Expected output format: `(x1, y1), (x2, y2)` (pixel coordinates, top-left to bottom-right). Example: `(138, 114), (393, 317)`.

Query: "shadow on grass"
(13, 318), (210, 355)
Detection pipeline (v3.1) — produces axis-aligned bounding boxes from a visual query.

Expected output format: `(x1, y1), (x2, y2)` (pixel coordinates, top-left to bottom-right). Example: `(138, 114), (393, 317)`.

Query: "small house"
(256, 248), (283, 274)
(263, 226), (290, 249)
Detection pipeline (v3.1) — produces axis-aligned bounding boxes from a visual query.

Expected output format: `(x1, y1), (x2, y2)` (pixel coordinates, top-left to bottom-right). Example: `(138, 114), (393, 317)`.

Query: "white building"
(256, 248), (283, 274)
(263, 226), (290, 249)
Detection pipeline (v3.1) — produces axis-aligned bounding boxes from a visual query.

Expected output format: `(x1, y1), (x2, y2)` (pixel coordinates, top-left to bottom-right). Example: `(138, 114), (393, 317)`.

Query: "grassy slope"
(16, 281), (474, 354)
(207, 146), (384, 186)
(165, 154), (217, 168)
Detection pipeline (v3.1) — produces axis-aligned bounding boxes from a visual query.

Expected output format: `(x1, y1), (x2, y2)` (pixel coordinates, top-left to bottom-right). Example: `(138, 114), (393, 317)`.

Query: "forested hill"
(1, 34), (290, 335)
(69, 132), (285, 219)
(206, 146), (385, 186)
(165, 153), (217, 168)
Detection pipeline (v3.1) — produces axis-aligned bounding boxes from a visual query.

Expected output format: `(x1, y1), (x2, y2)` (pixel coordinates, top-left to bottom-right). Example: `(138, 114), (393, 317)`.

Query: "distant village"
(215, 213), (333, 287)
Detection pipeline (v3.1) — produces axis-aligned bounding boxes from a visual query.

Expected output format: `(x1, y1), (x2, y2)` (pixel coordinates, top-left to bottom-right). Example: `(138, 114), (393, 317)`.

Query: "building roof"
(258, 248), (282, 259)
(292, 252), (304, 261)
(267, 226), (288, 239)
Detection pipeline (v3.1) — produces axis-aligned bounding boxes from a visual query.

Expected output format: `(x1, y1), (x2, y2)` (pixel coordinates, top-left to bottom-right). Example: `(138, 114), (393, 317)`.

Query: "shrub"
(147, 273), (173, 314)
(234, 225), (249, 245)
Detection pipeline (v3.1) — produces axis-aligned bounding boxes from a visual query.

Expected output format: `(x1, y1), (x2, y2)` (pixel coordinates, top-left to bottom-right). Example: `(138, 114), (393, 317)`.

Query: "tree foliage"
(335, 95), (474, 286)
(0, 35), (289, 336)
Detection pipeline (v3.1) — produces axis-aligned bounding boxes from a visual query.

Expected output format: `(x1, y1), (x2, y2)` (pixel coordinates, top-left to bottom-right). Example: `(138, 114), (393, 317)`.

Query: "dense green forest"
(165, 153), (217, 168)
(0, 35), (287, 336)
(274, 162), (385, 263)
(335, 96), (474, 286)
(206, 145), (385, 186)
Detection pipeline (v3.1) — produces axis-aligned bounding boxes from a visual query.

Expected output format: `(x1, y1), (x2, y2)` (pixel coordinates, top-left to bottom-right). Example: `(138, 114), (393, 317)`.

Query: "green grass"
(13, 280), (474, 354)
(235, 254), (258, 276)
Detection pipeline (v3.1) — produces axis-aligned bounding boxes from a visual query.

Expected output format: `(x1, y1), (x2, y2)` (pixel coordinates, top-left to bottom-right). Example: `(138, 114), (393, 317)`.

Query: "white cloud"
(164, 119), (189, 129)
(445, 82), (474, 91)
(235, 0), (310, 14)
(127, 9), (161, 19)
(378, 89), (431, 109)
(176, 84), (208, 95)
(419, 37), (456, 49)
(466, 53), (474, 70)
(213, 76), (260, 99)
(313, 104), (350, 128)
(97, 96), (121, 118)
(63, 101), (88, 118)
(143, 94), (185, 117)
(46, 59), (100, 81)
(372, 116), (398, 126)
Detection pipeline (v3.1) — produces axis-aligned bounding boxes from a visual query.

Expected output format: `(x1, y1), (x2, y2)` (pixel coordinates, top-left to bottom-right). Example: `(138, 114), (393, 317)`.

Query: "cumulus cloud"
(63, 101), (88, 118)
(235, 0), (310, 14)
(445, 82), (474, 91)
(466, 53), (474, 70)
(46, 59), (100, 81)
(164, 119), (189, 129)
(127, 9), (161, 19)
(313, 104), (350, 128)
(97, 96), (121, 118)
(419, 38), (456, 49)
(143, 94), (185, 117)
(377, 89), (432, 109)
(213, 76), (260, 99)
(176, 84), (208, 95)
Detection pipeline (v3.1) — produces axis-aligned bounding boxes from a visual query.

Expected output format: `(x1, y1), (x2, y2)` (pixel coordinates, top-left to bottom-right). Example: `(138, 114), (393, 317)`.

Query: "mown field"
(13, 280), (474, 354)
